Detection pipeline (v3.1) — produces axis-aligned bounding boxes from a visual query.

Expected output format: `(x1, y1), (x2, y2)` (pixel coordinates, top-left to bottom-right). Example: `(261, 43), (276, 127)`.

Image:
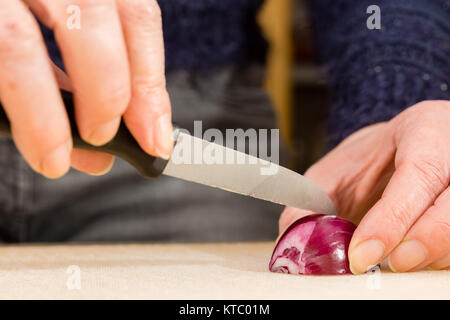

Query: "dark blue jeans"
(0, 65), (285, 243)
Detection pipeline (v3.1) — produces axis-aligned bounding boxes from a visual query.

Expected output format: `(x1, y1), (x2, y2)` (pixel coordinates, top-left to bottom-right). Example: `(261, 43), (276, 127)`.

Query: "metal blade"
(163, 132), (337, 215)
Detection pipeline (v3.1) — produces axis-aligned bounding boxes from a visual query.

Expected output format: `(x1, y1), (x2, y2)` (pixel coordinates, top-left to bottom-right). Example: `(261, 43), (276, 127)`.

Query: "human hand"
(0, 0), (172, 178)
(279, 100), (450, 273)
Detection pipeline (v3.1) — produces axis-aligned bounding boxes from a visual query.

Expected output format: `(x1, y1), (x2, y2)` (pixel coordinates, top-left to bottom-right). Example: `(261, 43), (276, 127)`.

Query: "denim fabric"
(0, 66), (284, 243)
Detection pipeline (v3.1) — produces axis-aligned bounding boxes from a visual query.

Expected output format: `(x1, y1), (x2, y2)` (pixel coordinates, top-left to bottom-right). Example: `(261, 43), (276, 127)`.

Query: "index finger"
(349, 138), (450, 273)
(0, 0), (71, 178)
(117, 0), (173, 159)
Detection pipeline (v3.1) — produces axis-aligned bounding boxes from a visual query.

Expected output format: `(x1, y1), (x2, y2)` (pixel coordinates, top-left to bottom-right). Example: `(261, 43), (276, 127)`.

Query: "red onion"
(269, 214), (356, 275)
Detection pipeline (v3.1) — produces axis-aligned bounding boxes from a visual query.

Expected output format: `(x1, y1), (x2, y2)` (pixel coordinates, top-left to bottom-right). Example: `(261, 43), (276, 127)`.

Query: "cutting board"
(0, 242), (447, 299)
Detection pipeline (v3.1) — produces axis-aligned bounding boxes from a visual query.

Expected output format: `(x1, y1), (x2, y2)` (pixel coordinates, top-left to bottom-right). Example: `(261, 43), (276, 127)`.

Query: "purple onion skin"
(269, 214), (356, 275)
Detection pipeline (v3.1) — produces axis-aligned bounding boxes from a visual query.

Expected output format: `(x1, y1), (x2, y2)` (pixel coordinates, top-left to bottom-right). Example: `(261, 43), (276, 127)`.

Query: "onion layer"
(269, 214), (356, 275)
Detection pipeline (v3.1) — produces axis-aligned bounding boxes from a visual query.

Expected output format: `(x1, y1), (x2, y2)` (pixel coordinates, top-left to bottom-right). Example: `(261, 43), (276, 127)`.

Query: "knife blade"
(0, 90), (336, 215)
(163, 131), (336, 214)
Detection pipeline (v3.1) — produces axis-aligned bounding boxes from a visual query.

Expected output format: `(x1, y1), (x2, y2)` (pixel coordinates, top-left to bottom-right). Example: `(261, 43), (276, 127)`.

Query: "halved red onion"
(269, 214), (356, 275)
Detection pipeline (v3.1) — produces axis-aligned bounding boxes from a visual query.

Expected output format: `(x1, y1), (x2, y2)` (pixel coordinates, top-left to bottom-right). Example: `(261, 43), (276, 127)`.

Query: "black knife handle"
(0, 90), (169, 178)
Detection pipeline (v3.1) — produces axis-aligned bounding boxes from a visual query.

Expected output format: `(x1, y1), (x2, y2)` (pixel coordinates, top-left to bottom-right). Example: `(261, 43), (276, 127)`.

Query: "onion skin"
(269, 214), (356, 275)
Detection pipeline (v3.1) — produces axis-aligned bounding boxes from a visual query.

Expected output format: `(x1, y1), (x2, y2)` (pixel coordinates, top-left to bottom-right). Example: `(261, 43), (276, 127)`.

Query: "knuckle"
(432, 219), (450, 241)
(14, 119), (70, 156)
(0, 14), (41, 60)
(406, 101), (434, 114)
(99, 86), (130, 117)
(384, 202), (413, 236)
(412, 100), (431, 110)
(131, 78), (169, 113)
(398, 100), (450, 125)
(34, 119), (70, 146)
(69, 0), (115, 12)
(125, 0), (162, 24)
(411, 160), (449, 197)
(118, 0), (163, 36)
(414, 100), (450, 111)
(133, 77), (166, 98)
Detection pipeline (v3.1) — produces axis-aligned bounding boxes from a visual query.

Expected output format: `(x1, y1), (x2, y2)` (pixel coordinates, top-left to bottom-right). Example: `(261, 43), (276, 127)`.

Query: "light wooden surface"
(0, 242), (448, 299)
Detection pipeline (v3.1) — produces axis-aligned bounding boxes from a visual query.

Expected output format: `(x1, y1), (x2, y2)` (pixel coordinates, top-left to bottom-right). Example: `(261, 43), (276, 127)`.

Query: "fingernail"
(349, 239), (385, 274)
(154, 114), (173, 159)
(389, 240), (428, 272)
(86, 117), (121, 146)
(429, 253), (450, 270)
(41, 141), (72, 179)
(89, 156), (115, 176)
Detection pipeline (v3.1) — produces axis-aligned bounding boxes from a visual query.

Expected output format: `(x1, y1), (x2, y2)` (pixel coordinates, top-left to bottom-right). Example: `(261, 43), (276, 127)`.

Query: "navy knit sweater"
(40, 0), (266, 71)
(308, 0), (450, 146)
(40, 0), (450, 147)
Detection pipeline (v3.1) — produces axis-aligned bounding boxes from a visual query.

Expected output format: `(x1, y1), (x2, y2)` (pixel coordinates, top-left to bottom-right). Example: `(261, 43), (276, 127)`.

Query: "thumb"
(349, 156), (449, 274)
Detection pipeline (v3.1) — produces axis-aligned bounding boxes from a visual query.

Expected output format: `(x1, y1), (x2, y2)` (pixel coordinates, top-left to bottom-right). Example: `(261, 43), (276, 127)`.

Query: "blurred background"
(259, 0), (331, 173)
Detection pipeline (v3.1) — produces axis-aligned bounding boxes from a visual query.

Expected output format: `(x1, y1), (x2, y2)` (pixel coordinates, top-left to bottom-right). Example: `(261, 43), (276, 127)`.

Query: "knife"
(0, 90), (336, 215)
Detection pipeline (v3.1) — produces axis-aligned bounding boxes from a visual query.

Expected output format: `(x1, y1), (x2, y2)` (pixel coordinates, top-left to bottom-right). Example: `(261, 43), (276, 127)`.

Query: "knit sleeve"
(307, 0), (450, 148)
